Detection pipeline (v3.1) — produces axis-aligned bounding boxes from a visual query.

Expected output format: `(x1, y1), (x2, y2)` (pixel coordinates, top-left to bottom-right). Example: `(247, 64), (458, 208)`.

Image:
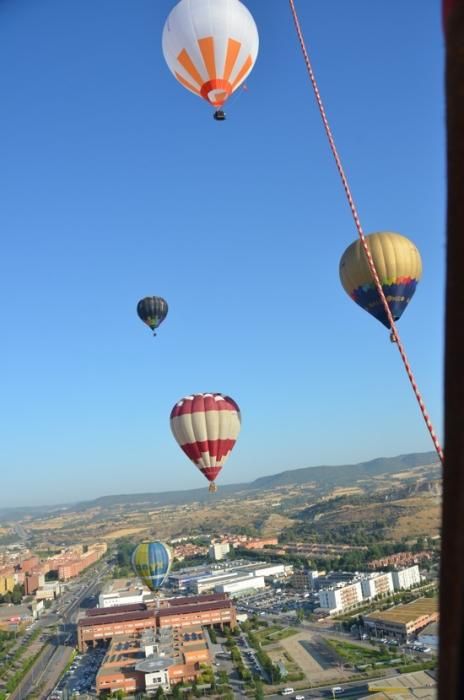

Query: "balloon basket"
(208, 482), (218, 493)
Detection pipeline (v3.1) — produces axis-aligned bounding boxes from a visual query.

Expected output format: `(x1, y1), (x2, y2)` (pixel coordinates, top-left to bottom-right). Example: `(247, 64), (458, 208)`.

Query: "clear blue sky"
(0, 0), (445, 506)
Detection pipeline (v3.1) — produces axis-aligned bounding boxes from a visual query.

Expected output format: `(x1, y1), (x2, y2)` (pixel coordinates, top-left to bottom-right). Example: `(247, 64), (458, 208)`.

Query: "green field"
(251, 625), (299, 646)
(325, 639), (396, 667)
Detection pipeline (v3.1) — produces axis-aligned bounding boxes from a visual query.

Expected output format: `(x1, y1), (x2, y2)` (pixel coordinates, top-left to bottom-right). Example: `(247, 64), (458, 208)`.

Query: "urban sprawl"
(0, 535), (439, 699)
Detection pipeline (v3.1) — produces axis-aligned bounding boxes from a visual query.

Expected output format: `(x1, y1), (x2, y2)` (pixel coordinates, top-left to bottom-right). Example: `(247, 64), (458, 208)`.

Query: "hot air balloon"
(170, 393), (241, 492)
(339, 232), (422, 329)
(131, 541), (172, 592)
(137, 297), (168, 336)
(162, 0), (259, 120)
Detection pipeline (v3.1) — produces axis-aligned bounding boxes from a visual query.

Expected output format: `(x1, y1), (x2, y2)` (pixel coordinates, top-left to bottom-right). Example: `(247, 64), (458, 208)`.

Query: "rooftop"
(165, 593), (227, 607)
(363, 670), (437, 699)
(0, 604), (32, 620)
(78, 609), (154, 628)
(87, 603), (146, 616)
(135, 655), (175, 673)
(157, 599), (232, 617)
(366, 598), (438, 625)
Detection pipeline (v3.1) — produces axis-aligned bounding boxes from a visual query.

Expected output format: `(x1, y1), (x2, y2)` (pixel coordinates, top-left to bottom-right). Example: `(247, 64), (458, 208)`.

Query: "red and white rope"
(288, 0), (444, 464)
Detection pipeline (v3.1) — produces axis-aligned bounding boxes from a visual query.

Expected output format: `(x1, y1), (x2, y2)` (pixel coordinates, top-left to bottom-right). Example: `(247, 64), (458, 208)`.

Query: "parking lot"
(49, 645), (106, 698)
(235, 588), (316, 619)
(236, 632), (268, 681)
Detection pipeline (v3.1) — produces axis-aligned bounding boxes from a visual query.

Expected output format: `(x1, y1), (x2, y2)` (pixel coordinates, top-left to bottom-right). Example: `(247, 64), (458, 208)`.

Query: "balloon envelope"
(162, 0), (259, 108)
(131, 541), (172, 592)
(170, 393), (241, 488)
(339, 232), (422, 328)
(137, 297), (168, 332)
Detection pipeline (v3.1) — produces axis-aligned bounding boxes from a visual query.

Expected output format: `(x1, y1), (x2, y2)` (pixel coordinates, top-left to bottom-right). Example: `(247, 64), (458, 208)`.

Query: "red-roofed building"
(77, 594), (236, 652)
(157, 599), (236, 630)
(96, 626), (210, 696)
(78, 609), (156, 651)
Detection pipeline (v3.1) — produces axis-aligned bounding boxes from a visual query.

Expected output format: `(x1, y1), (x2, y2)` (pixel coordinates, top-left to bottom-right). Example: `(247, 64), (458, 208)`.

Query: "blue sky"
(0, 0), (445, 506)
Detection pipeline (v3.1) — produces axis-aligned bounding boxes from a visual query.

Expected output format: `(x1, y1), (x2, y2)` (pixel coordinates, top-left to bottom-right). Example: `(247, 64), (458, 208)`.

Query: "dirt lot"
(268, 631), (350, 684)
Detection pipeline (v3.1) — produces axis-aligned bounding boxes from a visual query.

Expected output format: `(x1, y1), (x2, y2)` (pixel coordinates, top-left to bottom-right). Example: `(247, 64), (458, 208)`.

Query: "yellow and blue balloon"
(339, 232), (422, 329)
(131, 541), (172, 592)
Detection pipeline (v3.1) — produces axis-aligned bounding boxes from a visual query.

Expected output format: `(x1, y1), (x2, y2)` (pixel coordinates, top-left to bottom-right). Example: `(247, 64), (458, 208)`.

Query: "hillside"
(0, 451), (442, 547)
(0, 450), (438, 519)
(71, 450), (439, 510)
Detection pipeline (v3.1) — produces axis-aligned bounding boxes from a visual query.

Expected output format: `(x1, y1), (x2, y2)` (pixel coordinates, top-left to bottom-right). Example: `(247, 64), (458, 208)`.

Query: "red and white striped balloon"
(170, 393), (241, 491)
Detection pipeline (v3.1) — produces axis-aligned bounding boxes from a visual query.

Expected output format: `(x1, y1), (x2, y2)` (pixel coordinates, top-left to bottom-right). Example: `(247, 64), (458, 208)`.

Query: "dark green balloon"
(137, 297), (168, 335)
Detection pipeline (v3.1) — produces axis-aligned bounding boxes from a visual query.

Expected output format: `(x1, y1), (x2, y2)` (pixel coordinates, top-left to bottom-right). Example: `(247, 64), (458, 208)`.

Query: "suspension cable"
(288, 0), (444, 464)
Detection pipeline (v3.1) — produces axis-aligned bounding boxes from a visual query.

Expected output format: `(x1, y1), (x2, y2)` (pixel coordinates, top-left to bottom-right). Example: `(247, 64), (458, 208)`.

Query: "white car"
(295, 695), (305, 699)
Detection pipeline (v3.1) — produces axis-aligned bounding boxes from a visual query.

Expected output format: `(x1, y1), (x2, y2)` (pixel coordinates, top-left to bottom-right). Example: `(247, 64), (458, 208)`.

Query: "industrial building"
(98, 589), (145, 608)
(364, 598), (438, 640)
(215, 575), (265, 596)
(168, 560), (289, 593)
(194, 571), (245, 594)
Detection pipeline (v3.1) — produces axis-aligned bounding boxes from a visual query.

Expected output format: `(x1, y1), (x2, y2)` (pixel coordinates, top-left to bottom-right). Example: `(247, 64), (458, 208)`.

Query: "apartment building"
(318, 581), (363, 613)
(392, 565), (421, 590)
(361, 572), (394, 599)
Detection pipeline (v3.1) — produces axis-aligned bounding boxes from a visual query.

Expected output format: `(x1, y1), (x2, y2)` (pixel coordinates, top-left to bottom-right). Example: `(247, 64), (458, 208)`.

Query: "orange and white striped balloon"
(162, 0), (259, 108)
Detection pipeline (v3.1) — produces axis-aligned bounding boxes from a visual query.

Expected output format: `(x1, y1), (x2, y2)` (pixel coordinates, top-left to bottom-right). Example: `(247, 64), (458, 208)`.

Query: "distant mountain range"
(0, 451), (440, 521)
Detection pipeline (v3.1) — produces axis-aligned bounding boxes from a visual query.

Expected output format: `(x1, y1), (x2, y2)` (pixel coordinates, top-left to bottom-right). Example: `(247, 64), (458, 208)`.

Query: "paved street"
(265, 680), (369, 699)
(8, 644), (56, 700)
(38, 644), (74, 700)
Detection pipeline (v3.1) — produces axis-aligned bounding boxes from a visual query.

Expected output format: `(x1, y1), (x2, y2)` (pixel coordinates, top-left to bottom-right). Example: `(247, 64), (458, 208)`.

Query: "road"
(12, 523), (28, 541)
(8, 644), (56, 700)
(265, 680), (369, 699)
(6, 560), (110, 700)
(38, 643), (74, 700)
